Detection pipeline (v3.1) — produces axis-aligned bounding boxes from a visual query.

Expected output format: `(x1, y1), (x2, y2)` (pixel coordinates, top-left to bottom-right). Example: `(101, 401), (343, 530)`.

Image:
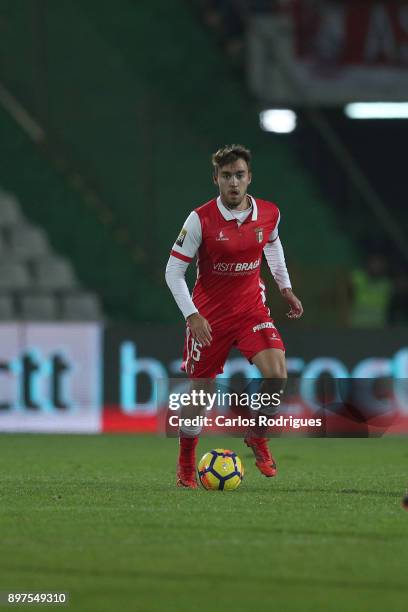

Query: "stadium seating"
(20, 294), (58, 321)
(61, 293), (103, 321)
(0, 190), (21, 227)
(0, 232), (6, 256)
(9, 225), (50, 261)
(35, 257), (78, 291)
(0, 262), (31, 290)
(0, 185), (103, 321)
(0, 295), (14, 320)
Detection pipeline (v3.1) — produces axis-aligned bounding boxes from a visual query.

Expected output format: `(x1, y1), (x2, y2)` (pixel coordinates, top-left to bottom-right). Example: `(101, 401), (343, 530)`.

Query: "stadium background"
(0, 2), (408, 611)
(0, 0), (407, 431)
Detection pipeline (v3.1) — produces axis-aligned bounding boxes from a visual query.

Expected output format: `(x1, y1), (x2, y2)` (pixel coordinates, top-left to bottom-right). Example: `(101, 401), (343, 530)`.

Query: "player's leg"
(251, 347), (287, 379)
(177, 377), (213, 489)
(236, 317), (286, 478)
(243, 348), (286, 477)
(177, 325), (232, 488)
(252, 347), (287, 425)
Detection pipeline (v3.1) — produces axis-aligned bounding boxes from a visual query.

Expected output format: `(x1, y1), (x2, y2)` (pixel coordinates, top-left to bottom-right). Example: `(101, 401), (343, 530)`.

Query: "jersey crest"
(254, 227), (264, 243)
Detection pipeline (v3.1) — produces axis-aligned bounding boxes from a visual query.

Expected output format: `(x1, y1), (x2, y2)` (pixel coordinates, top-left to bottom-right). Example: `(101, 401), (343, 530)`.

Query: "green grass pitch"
(0, 434), (407, 612)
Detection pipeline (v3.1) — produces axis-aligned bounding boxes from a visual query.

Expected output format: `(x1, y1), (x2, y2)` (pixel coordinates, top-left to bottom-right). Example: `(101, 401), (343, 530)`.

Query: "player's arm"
(165, 212), (212, 345)
(263, 213), (303, 319)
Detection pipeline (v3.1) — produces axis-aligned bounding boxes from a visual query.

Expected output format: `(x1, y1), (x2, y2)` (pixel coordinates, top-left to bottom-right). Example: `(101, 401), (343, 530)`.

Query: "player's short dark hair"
(212, 144), (252, 175)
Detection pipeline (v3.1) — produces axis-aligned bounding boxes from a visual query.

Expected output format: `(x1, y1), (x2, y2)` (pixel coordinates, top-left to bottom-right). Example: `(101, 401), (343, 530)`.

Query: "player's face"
(214, 159), (252, 208)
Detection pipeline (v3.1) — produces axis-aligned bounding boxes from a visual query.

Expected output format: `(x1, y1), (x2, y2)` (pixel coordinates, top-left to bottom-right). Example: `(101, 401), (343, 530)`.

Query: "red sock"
(179, 435), (199, 449)
(176, 435), (199, 487)
(179, 432), (198, 465)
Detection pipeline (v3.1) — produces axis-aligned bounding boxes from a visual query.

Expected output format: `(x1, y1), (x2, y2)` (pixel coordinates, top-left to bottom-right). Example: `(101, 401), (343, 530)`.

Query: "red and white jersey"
(170, 196), (280, 325)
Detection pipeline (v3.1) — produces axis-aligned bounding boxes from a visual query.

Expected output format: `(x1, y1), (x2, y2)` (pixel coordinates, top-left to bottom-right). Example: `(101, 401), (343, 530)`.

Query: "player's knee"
(262, 364), (287, 379)
(255, 370), (286, 416)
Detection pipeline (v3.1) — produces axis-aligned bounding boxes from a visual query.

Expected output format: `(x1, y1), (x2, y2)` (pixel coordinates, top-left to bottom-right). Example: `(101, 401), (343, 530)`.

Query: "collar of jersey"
(217, 195), (258, 222)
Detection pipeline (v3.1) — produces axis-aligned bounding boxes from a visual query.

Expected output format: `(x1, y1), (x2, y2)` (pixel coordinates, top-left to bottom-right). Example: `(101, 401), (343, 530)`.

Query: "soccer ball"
(197, 449), (244, 491)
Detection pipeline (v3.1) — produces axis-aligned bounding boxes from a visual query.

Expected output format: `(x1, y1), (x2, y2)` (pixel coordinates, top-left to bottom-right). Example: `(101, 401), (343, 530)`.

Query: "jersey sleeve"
(267, 209), (280, 243)
(263, 238), (292, 291)
(170, 211), (202, 263)
(165, 257), (198, 319)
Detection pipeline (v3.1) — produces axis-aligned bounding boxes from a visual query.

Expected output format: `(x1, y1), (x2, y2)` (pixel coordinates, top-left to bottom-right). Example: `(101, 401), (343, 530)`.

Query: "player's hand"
(186, 313), (213, 346)
(281, 288), (303, 319)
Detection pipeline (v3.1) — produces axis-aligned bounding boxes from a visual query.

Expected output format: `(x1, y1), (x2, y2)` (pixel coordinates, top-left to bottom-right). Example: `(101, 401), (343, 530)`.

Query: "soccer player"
(165, 145), (303, 488)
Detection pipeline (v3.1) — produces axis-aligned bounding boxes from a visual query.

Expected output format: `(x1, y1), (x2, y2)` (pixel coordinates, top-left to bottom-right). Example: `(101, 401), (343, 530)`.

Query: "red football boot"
(176, 435), (199, 488)
(244, 434), (277, 477)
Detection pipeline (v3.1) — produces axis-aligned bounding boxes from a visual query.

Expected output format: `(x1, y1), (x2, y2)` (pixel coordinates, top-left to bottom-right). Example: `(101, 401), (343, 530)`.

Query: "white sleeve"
(170, 211), (202, 262)
(263, 237), (292, 291)
(165, 256), (198, 319)
(165, 210), (202, 320)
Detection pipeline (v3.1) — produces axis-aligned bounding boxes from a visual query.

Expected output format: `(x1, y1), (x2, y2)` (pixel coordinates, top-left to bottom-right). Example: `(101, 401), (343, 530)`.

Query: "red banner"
(248, 1), (408, 104)
(293, 1), (408, 66)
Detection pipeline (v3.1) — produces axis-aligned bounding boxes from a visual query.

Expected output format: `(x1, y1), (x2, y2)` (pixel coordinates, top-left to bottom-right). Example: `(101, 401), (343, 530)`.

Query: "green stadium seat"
(0, 294), (15, 320)
(0, 191), (21, 228)
(61, 293), (103, 321)
(35, 257), (78, 291)
(9, 225), (50, 261)
(20, 293), (58, 321)
(0, 262), (31, 290)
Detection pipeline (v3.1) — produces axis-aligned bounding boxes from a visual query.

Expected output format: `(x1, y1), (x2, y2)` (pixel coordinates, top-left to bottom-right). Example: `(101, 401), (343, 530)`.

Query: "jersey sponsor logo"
(235, 260), (260, 271)
(176, 228), (187, 247)
(216, 230), (229, 241)
(213, 259), (261, 273)
(255, 227), (264, 243)
(253, 322), (276, 333)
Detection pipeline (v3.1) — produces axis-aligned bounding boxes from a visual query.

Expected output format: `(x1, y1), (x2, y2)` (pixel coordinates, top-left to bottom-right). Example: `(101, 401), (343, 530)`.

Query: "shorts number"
(191, 338), (202, 362)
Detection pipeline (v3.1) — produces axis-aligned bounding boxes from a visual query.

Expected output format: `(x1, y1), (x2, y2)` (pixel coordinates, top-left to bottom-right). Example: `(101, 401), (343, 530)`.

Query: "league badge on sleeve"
(176, 228), (187, 247)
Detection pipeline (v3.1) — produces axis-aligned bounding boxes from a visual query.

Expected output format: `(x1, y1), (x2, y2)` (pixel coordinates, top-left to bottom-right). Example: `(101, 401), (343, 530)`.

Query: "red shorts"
(181, 310), (285, 379)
